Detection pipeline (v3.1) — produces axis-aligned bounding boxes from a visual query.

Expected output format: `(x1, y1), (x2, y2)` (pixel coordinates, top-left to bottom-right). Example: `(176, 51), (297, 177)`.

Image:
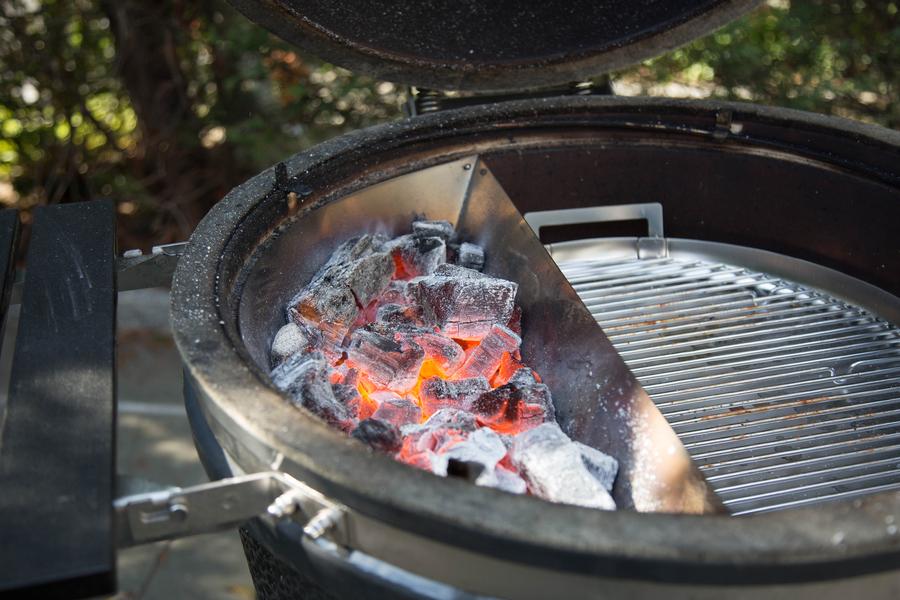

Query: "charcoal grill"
(4, 1), (898, 598)
(166, 0), (900, 597)
(170, 92), (900, 597)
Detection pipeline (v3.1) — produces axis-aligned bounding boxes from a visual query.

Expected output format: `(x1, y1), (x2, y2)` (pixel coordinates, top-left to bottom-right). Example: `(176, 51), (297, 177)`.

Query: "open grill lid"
(227, 0), (762, 92)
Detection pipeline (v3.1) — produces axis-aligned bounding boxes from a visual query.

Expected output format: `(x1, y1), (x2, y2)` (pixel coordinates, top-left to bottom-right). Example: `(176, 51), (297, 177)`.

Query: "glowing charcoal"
(401, 331), (465, 376)
(352, 419), (403, 453)
(332, 382), (362, 415)
(270, 321), (318, 366)
(411, 267), (517, 340)
(575, 441), (619, 492)
(385, 234), (446, 277)
(492, 353), (524, 386)
(456, 242), (485, 271)
(412, 219), (454, 241)
(419, 376), (490, 416)
(431, 428), (507, 476)
(453, 324), (521, 380)
(270, 353), (352, 431)
(510, 423), (616, 511)
(372, 396), (422, 427)
(477, 466), (528, 495)
(347, 327), (425, 392)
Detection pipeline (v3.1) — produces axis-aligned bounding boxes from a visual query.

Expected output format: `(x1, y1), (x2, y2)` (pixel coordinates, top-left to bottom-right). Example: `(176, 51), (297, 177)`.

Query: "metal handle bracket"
(524, 203), (668, 259)
(113, 471), (348, 548)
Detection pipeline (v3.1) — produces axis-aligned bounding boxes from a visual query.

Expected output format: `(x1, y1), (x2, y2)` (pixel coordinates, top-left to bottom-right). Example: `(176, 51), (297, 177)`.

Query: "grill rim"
(172, 96), (900, 588)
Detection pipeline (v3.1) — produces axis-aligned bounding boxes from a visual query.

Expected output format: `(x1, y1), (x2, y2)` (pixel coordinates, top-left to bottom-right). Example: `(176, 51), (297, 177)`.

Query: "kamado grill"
(2, 1), (899, 599)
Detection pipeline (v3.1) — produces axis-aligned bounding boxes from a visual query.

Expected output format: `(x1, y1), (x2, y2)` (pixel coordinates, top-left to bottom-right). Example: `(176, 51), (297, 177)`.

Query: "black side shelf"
(0, 201), (117, 598)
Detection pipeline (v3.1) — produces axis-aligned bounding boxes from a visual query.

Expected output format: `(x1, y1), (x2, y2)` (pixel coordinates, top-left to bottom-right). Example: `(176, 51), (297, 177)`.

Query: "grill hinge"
(113, 471), (349, 548)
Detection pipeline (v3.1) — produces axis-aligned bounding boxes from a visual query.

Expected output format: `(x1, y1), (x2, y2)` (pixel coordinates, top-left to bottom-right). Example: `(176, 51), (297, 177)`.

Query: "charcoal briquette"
(411, 269), (518, 340)
(412, 219), (454, 241)
(270, 353), (352, 430)
(351, 419), (402, 453)
(510, 423), (616, 510)
(456, 242), (485, 271)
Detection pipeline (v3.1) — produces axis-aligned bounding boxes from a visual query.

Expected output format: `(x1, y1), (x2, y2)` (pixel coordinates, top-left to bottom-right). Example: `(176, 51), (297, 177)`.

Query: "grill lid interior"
(226, 0), (761, 91)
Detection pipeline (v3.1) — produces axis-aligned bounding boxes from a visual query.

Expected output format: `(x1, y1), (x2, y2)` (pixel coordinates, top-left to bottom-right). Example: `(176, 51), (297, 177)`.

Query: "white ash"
(477, 467), (527, 495)
(510, 422), (616, 511)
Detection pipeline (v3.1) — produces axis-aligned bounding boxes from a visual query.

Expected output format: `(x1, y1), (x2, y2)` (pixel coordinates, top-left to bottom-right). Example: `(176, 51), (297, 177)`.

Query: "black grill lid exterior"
(228, 0), (762, 92)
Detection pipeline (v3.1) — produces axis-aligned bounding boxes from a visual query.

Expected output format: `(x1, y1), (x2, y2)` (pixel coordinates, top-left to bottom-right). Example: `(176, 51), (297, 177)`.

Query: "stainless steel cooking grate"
(556, 254), (900, 515)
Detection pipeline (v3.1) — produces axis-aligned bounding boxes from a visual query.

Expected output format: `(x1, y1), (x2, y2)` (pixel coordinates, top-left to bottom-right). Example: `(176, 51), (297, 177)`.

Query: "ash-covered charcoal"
(433, 263), (486, 279)
(371, 396), (422, 427)
(508, 368), (538, 386)
(338, 251), (395, 307)
(347, 326), (425, 392)
(403, 408), (479, 436)
(270, 321), (318, 366)
(401, 330), (465, 376)
(575, 442), (619, 492)
(270, 353), (352, 430)
(352, 419), (402, 453)
(456, 242), (485, 271)
(453, 324), (521, 380)
(317, 234), (388, 275)
(431, 427), (506, 476)
(506, 305), (522, 336)
(477, 466), (528, 495)
(289, 284), (358, 348)
(332, 382), (362, 413)
(269, 221), (613, 508)
(378, 280), (413, 306)
(419, 376), (490, 415)
(510, 423), (616, 511)
(411, 267), (517, 340)
(376, 303), (422, 328)
(386, 234), (446, 277)
(412, 219), (454, 241)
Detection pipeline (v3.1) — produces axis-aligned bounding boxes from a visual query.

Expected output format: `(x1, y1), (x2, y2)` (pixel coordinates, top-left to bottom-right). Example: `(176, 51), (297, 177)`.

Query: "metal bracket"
(8, 241), (188, 305)
(113, 471), (348, 548)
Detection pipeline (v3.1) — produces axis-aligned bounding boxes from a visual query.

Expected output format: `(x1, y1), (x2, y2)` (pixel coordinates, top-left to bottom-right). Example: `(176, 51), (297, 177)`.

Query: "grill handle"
(523, 202), (664, 239)
(523, 203), (666, 258)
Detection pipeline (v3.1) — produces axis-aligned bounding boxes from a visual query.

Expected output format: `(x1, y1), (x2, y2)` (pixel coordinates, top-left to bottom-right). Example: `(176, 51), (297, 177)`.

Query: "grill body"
(172, 96), (900, 597)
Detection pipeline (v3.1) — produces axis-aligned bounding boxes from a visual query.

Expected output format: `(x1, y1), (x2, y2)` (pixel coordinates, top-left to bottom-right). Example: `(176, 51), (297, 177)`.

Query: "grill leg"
(239, 527), (338, 600)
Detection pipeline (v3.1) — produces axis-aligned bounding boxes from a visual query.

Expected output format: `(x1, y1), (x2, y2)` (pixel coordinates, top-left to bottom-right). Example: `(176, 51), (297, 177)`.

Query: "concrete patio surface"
(58, 288), (255, 599)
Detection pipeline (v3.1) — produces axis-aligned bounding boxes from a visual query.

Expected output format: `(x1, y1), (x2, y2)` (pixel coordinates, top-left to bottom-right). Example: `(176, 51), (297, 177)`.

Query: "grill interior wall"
(557, 255), (900, 515)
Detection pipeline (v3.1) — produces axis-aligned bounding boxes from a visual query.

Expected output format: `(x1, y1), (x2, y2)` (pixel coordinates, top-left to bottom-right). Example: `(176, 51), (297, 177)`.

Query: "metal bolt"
(303, 507), (342, 540)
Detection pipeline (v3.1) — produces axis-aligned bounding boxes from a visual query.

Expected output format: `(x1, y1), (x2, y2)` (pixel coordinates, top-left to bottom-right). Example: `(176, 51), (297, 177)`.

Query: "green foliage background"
(0, 0), (896, 246)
